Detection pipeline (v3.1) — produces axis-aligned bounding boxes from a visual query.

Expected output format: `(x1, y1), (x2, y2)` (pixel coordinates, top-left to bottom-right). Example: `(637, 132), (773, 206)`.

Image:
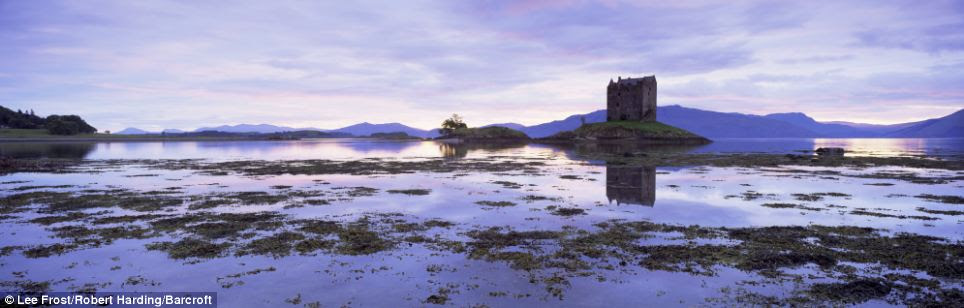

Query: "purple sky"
(2, 0), (963, 131)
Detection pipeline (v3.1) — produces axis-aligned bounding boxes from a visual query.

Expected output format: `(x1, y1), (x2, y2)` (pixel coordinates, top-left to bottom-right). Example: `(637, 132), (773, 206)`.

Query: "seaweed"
(915, 194), (964, 204)
(475, 200), (517, 207)
(146, 238), (231, 259)
(386, 189), (432, 195)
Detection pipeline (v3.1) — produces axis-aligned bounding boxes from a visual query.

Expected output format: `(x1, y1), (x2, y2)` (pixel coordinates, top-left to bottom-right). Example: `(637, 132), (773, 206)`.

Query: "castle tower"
(607, 75), (656, 122)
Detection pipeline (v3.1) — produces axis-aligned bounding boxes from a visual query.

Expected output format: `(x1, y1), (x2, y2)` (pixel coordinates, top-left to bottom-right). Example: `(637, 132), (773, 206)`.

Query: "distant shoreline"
(0, 135), (433, 143)
(0, 136), (289, 143)
(1, 135), (961, 143)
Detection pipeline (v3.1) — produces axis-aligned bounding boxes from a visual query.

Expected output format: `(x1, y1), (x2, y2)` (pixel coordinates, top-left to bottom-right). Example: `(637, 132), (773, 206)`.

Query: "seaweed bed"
(0, 153), (962, 306)
(0, 185), (961, 306)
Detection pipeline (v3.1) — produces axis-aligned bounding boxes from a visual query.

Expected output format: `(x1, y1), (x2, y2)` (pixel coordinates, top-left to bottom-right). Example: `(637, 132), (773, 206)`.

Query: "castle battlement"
(607, 75), (656, 122)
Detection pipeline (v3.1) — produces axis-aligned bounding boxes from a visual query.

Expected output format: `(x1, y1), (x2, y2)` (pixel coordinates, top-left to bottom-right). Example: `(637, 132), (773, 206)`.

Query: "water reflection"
(439, 143), (467, 158)
(0, 138), (960, 160)
(690, 138), (816, 154)
(0, 142), (96, 158)
(691, 138), (964, 158)
(606, 165), (656, 206)
(437, 142), (529, 159)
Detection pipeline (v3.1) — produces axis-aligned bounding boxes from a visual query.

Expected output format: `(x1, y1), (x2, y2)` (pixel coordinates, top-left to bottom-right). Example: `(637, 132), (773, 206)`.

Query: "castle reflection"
(606, 165), (656, 206)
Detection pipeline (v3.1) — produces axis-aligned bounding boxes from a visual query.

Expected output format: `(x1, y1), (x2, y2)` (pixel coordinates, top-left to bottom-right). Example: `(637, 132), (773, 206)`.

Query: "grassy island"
(542, 121), (711, 144)
(440, 126), (530, 142)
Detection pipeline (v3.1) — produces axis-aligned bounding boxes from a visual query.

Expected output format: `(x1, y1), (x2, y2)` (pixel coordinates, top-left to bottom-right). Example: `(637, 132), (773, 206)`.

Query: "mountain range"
(116, 106), (963, 139)
(118, 122), (441, 138)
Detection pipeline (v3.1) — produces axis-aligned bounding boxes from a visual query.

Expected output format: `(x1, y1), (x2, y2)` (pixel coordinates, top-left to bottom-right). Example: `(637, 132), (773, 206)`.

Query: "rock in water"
(815, 147), (845, 156)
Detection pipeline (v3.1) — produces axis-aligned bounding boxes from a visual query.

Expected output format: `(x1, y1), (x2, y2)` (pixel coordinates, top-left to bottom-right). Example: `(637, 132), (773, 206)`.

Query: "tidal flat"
(0, 139), (962, 307)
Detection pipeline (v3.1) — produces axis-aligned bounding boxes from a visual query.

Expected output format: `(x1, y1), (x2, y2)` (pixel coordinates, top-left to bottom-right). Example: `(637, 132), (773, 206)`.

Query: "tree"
(45, 115), (96, 135)
(45, 118), (78, 135)
(440, 114), (467, 135)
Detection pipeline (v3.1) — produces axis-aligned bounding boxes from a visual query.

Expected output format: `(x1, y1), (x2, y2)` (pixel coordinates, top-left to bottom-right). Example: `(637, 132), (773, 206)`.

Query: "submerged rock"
(816, 147), (846, 156)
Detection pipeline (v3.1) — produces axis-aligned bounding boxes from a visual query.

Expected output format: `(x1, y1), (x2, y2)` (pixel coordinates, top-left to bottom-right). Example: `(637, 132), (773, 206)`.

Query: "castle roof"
(612, 75), (655, 86)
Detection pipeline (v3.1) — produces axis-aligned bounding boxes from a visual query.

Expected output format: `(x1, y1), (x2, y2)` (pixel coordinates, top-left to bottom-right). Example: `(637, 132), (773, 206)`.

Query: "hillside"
(762, 112), (876, 137)
(517, 106), (963, 139)
(111, 106), (963, 140)
(331, 122), (437, 138)
(887, 109), (964, 138)
(659, 106), (819, 138)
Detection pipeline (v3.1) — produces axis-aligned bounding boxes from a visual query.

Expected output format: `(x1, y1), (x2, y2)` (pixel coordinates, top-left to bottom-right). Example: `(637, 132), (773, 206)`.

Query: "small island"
(540, 76), (710, 145)
(543, 120), (709, 144)
(436, 114), (530, 143)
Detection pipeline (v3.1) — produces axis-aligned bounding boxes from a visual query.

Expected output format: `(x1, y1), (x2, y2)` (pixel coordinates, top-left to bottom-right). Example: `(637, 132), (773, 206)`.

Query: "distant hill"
(658, 106), (819, 138)
(194, 124), (314, 134)
(517, 106), (963, 138)
(331, 122), (438, 138)
(762, 112), (876, 137)
(116, 128), (187, 135)
(520, 110), (606, 138)
(186, 122), (439, 138)
(519, 106), (819, 138)
(483, 123), (527, 131)
(823, 121), (919, 134)
(114, 106), (962, 140)
(116, 127), (153, 135)
(886, 109), (964, 138)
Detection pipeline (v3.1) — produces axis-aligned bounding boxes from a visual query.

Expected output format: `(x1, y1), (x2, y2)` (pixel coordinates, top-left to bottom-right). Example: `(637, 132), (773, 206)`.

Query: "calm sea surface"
(1, 137), (962, 160)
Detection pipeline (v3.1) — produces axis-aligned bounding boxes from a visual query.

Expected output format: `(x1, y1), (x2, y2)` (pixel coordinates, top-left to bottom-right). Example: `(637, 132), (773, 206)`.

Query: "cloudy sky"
(2, 0), (963, 131)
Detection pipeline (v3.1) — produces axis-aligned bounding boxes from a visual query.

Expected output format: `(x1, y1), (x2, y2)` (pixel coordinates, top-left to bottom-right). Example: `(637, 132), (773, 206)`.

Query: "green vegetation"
(0, 129), (52, 137)
(44, 115), (96, 135)
(146, 238), (231, 259)
(581, 121), (699, 136)
(439, 113), (468, 135)
(0, 106), (45, 129)
(443, 126), (529, 141)
(544, 121), (709, 143)
(0, 106), (97, 135)
(436, 113), (529, 141)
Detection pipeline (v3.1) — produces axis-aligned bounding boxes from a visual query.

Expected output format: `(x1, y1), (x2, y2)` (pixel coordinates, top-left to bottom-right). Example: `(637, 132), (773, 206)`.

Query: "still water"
(1, 138), (963, 160)
(0, 138), (961, 307)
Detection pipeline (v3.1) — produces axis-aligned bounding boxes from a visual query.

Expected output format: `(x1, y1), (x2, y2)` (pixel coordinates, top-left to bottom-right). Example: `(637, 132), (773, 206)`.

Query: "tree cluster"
(44, 115), (97, 135)
(0, 106), (45, 129)
(0, 106), (97, 135)
(440, 114), (468, 135)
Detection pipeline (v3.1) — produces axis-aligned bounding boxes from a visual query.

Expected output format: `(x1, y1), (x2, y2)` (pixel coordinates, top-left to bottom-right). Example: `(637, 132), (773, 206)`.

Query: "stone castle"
(607, 75), (656, 122)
